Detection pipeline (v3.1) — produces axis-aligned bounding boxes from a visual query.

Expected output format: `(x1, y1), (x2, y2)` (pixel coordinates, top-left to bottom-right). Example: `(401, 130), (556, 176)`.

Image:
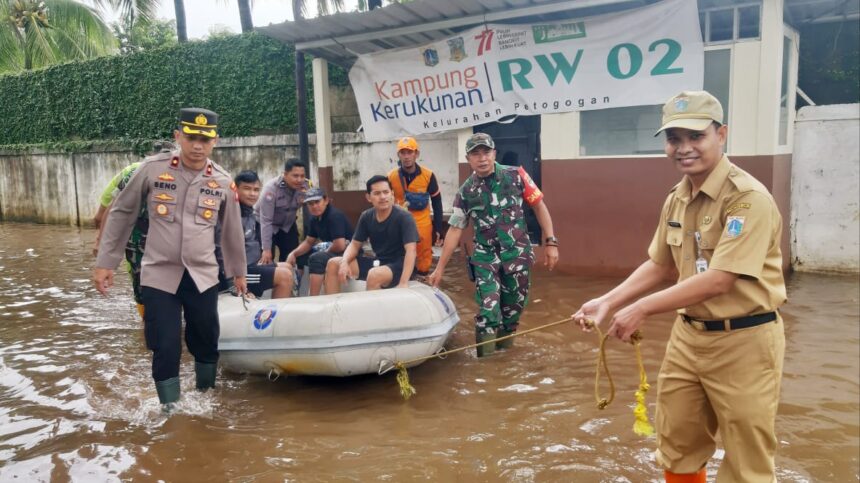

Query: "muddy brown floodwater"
(0, 223), (857, 482)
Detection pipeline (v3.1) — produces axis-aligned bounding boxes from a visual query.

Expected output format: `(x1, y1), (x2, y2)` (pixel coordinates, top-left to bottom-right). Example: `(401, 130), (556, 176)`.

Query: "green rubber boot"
(195, 362), (217, 391)
(496, 327), (515, 350)
(475, 326), (497, 358)
(155, 377), (180, 411)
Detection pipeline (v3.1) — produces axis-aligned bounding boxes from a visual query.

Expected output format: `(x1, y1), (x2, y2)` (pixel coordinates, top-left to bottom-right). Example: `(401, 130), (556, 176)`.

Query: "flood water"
(0, 222), (857, 482)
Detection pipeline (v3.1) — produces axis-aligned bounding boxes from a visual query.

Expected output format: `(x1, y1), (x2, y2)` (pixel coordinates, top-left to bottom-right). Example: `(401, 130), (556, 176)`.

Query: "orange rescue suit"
(388, 166), (436, 273)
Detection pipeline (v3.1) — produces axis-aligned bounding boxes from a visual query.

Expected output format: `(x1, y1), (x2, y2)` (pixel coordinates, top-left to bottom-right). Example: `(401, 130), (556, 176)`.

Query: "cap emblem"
(195, 114), (208, 126)
(674, 97), (689, 112)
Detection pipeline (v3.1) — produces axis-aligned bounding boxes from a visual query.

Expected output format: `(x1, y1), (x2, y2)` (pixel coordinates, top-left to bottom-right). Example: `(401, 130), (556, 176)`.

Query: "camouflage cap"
(465, 132), (495, 153)
(654, 91), (723, 136)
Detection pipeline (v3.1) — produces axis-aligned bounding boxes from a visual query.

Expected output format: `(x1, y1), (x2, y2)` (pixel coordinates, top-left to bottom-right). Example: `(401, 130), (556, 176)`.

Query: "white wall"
(330, 132), (460, 210)
(791, 104), (860, 273)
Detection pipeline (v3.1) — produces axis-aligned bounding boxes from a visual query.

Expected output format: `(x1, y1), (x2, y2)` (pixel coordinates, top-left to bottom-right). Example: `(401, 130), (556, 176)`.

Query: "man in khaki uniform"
(573, 91), (786, 483)
(93, 108), (247, 409)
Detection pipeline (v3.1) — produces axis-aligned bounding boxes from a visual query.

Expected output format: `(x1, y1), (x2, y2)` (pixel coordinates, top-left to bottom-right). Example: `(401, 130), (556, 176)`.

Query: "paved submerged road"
(0, 223), (857, 482)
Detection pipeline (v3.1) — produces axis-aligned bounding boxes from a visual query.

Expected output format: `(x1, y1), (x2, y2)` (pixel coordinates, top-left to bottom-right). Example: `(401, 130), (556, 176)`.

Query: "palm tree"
(291, 0), (344, 163)
(237, 0), (252, 33)
(173, 0), (186, 42)
(0, 0), (117, 72)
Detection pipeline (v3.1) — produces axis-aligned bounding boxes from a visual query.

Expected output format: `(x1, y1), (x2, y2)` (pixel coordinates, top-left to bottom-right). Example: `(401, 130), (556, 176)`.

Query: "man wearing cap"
(285, 187), (354, 296)
(93, 108), (247, 410)
(387, 137), (444, 275)
(256, 158), (310, 266)
(429, 133), (559, 357)
(221, 170), (294, 299)
(573, 91), (786, 483)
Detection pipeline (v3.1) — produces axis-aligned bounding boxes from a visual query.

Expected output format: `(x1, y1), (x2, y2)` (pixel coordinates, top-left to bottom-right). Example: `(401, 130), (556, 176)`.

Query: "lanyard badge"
(694, 232), (708, 274)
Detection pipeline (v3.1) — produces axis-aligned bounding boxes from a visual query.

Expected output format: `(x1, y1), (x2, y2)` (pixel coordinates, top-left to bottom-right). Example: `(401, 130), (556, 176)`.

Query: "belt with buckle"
(682, 312), (777, 331)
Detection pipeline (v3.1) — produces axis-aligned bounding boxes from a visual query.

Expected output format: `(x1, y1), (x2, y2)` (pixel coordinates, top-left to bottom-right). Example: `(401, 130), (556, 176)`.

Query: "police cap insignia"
(179, 108), (219, 138)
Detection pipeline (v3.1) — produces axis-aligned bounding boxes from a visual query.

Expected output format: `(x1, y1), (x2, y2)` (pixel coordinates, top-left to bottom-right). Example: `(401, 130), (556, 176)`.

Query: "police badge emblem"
(447, 37), (466, 62)
(422, 47), (439, 67)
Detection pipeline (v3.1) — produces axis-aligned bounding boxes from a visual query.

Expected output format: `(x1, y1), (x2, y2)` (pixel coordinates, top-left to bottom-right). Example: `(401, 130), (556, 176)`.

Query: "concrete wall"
(791, 104), (860, 273)
(0, 132), (461, 229)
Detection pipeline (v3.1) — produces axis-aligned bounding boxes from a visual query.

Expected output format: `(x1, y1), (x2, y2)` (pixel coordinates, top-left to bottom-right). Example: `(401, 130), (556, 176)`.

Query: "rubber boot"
(496, 326), (515, 350)
(664, 469), (706, 483)
(195, 362), (217, 391)
(475, 326), (496, 358)
(155, 377), (180, 412)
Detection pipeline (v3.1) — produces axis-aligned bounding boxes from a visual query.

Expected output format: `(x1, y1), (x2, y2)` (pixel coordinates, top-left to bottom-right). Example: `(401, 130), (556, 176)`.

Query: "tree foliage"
(0, 32), (317, 147)
(0, 0), (117, 72)
(112, 17), (178, 54)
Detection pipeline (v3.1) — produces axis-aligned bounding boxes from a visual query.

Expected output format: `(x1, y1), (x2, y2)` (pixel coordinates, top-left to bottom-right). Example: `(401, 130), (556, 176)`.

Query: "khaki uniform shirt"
(96, 151), (247, 294)
(648, 155), (786, 319)
(254, 177), (309, 250)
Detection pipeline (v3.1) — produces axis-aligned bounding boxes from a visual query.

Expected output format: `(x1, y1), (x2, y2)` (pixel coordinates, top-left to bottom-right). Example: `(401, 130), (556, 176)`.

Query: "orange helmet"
(396, 136), (419, 151)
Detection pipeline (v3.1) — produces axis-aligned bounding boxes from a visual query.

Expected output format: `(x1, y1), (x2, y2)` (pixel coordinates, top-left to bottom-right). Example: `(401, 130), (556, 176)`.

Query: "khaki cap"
(654, 91), (723, 136)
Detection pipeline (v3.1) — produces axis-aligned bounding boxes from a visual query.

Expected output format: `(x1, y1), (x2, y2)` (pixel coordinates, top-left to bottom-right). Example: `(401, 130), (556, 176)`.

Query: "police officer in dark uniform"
(94, 108), (247, 409)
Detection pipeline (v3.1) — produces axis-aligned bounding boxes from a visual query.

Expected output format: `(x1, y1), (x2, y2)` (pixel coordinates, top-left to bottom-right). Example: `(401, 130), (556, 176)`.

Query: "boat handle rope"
(386, 316), (654, 436)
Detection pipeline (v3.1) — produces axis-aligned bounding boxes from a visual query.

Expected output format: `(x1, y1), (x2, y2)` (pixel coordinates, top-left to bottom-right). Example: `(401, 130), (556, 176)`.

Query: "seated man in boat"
(219, 170), (294, 298)
(324, 175), (419, 293)
(285, 187), (354, 296)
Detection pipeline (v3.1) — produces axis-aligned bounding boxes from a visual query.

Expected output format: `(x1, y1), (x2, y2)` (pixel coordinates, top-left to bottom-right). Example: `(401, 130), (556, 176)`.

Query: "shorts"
(356, 257), (406, 288)
(246, 264), (276, 297)
(308, 251), (339, 275)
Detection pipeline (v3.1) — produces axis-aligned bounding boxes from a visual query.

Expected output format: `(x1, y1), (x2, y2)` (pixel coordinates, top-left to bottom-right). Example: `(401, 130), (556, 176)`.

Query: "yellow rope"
(632, 337), (655, 436)
(391, 316), (655, 437)
(392, 317), (573, 399)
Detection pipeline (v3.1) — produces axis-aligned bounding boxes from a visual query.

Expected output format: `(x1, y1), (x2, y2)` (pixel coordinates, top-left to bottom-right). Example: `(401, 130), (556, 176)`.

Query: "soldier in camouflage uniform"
(93, 162), (148, 318)
(429, 133), (559, 357)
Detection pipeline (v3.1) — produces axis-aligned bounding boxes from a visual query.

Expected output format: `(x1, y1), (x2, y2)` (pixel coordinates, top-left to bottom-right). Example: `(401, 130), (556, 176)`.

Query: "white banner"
(348, 0), (703, 142)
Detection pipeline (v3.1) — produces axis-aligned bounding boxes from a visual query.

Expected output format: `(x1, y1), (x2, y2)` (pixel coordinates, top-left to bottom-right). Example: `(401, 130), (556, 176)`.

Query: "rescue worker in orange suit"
(387, 137), (443, 275)
(573, 91), (786, 483)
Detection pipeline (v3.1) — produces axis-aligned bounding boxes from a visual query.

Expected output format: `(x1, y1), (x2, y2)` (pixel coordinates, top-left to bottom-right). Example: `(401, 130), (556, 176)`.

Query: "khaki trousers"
(655, 315), (785, 482)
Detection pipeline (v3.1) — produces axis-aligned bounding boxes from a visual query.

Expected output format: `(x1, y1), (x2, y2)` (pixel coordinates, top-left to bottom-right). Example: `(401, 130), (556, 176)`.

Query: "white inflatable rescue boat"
(217, 281), (459, 377)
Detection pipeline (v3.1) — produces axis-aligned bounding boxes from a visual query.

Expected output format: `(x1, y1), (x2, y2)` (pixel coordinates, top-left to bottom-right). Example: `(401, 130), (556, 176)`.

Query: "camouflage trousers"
(472, 255), (531, 332)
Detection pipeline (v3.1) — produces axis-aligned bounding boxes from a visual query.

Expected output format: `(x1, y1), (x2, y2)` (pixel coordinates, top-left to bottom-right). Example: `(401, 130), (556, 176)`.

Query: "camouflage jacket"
(448, 162), (534, 272)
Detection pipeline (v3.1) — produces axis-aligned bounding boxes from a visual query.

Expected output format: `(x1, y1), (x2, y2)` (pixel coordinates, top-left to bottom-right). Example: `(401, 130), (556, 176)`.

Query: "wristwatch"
(545, 236), (559, 246)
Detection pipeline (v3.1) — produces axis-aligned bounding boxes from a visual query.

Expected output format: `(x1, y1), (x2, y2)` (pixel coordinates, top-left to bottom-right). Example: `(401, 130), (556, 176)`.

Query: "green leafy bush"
(0, 33), (324, 148)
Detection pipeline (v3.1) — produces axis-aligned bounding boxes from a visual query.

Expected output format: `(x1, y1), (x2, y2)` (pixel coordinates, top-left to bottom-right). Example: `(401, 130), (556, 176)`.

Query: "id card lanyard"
(694, 232), (708, 274)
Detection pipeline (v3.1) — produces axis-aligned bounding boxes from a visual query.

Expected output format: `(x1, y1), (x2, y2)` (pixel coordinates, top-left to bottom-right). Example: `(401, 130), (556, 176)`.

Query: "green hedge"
(0, 33), (344, 147)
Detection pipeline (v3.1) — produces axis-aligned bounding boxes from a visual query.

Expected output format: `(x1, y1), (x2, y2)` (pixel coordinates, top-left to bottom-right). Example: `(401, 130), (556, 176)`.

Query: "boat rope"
(390, 316), (655, 436)
(581, 320), (654, 436)
(391, 316), (574, 400)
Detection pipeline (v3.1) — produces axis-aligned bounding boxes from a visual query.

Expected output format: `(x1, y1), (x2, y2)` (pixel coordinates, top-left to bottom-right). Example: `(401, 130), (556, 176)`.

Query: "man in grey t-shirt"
(324, 175), (419, 293)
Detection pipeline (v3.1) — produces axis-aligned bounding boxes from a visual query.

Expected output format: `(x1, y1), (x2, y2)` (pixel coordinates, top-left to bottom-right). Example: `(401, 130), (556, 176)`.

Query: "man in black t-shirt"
(286, 188), (354, 296)
(324, 175), (419, 293)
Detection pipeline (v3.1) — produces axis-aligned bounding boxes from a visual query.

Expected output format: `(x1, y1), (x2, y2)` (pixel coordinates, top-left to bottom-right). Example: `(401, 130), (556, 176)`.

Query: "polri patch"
(725, 216), (745, 238)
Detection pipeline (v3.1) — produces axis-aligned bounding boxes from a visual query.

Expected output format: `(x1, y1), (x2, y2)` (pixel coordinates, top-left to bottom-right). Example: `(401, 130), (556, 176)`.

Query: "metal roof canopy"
(258, 0), (860, 68)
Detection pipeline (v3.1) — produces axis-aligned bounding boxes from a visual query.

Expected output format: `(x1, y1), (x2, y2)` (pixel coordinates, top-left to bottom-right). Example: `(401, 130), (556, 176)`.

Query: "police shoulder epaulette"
(143, 150), (176, 164)
(209, 161), (232, 178)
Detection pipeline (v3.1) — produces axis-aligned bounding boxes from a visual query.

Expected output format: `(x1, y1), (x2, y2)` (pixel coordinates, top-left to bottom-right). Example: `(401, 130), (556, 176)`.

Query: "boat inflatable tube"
(218, 281), (460, 377)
